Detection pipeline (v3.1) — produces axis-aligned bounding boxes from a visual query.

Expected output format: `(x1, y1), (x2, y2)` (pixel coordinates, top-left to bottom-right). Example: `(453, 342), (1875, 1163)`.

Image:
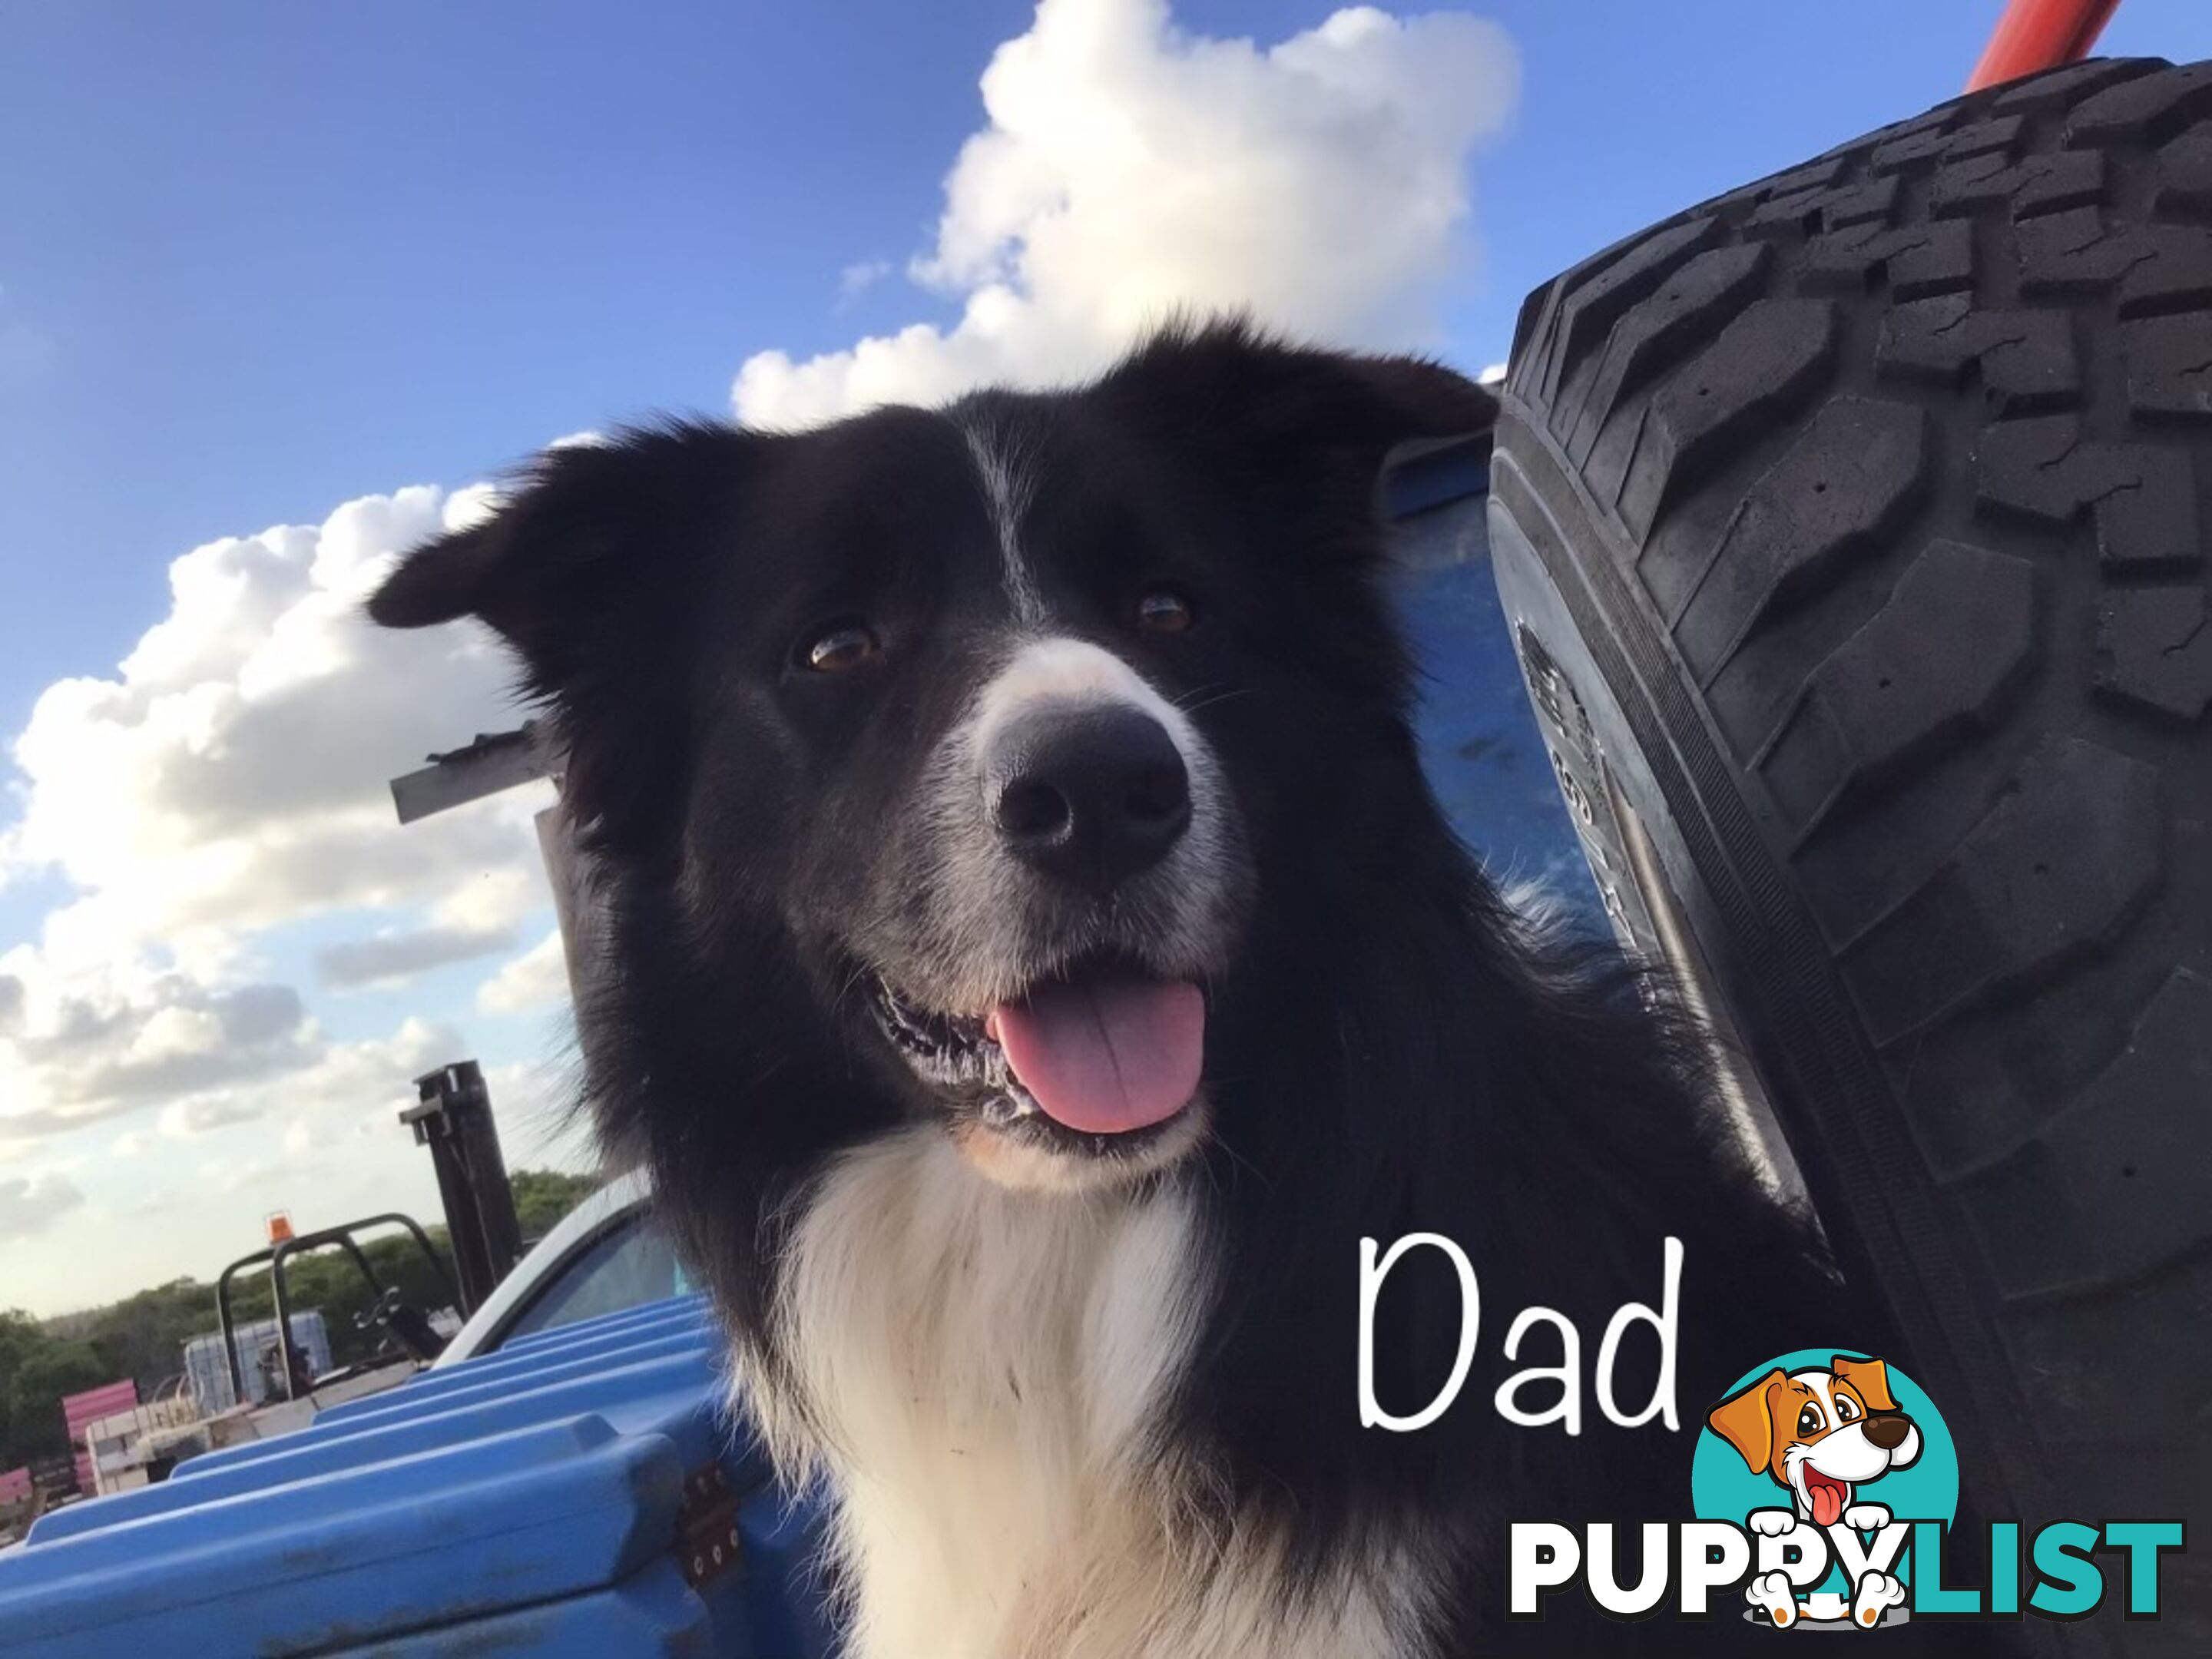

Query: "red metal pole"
(1966, 0), (2124, 91)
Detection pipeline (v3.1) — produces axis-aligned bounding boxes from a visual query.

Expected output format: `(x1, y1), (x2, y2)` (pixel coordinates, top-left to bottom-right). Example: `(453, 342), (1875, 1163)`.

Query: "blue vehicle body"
(0, 1296), (837, 1657)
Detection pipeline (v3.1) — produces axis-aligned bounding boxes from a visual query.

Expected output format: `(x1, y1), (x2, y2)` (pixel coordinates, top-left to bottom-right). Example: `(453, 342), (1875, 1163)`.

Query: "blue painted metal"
(1386, 449), (1601, 921)
(0, 1294), (836, 1658)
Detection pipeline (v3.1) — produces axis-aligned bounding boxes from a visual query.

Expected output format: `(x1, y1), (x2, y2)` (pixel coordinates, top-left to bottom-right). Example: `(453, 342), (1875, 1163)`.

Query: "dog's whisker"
(1174, 685), (1255, 719)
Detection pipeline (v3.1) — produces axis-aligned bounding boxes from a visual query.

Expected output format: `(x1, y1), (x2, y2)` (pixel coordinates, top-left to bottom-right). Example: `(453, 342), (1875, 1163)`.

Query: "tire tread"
(1492, 63), (2212, 1641)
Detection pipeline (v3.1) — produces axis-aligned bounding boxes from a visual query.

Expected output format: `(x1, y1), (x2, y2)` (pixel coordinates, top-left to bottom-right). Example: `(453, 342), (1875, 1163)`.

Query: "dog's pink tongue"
(1810, 1480), (1846, 1528)
(991, 979), (1204, 1134)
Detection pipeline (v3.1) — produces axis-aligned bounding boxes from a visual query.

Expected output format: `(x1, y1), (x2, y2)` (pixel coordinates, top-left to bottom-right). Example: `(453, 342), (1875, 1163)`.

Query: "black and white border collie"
(373, 322), (1849, 1655)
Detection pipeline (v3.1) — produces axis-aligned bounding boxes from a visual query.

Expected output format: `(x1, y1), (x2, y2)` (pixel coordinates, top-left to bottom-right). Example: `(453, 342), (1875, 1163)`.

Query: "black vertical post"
(399, 1061), (524, 1316)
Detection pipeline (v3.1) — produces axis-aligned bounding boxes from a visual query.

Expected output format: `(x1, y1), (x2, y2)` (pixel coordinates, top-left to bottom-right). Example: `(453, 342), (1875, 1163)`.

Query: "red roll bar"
(1967, 0), (2124, 92)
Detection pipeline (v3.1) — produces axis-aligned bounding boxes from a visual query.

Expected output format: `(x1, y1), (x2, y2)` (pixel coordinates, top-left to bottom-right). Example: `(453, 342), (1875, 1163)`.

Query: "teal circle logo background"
(1691, 1350), (1958, 1550)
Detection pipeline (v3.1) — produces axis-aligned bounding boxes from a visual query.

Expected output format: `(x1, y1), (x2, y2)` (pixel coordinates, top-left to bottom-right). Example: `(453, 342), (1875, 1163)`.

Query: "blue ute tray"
(0, 1295), (833, 1657)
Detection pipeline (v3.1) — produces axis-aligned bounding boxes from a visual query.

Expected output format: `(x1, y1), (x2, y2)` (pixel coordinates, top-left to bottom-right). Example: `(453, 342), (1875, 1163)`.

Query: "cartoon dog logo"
(1707, 1355), (1923, 1628)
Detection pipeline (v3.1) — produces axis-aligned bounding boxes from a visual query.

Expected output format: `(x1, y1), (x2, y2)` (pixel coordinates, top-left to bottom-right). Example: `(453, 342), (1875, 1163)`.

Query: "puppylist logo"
(1511, 1349), (2185, 1628)
(1697, 1352), (1948, 1628)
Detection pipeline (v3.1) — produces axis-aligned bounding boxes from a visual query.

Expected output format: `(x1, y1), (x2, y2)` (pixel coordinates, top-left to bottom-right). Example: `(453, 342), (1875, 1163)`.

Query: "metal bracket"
(675, 1462), (743, 1590)
(388, 722), (562, 825)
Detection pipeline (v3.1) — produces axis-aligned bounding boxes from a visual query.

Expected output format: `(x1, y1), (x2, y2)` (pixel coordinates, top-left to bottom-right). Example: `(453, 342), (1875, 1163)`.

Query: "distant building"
(58, 1380), (137, 1496)
(1, 1463), (46, 1544)
(81, 1396), (206, 1496)
(0, 1465), (31, 1539)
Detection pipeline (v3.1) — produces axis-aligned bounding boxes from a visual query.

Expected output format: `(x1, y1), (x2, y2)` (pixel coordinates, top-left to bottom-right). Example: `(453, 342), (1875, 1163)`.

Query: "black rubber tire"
(1489, 58), (2210, 1654)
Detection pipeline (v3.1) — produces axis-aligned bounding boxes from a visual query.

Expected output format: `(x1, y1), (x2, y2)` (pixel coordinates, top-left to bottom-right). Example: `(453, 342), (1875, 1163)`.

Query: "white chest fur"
(741, 1128), (1439, 1658)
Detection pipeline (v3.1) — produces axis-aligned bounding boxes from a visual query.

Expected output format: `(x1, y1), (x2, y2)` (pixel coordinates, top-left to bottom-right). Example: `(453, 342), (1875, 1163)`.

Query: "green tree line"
(0, 1168), (600, 1472)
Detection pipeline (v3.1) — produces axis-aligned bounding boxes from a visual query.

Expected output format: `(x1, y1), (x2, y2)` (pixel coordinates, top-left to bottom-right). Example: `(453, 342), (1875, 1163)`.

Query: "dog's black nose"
(1863, 1412), (1914, 1451)
(987, 705), (1190, 893)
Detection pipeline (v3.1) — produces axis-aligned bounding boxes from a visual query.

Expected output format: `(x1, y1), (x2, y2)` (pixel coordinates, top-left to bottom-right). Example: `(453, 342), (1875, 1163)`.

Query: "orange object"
(1967, 0), (2124, 91)
(265, 1210), (294, 1244)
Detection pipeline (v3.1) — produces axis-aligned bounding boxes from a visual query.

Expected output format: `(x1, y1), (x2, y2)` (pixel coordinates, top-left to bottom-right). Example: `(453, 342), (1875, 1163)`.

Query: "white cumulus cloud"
(0, 482), (552, 1152)
(733, 0), (1517, 428)
(477, 929), (572, 1015)
(316, 863), (551, 992)
(3, 485), (538, 972)
(0, 0), (1515, 1293)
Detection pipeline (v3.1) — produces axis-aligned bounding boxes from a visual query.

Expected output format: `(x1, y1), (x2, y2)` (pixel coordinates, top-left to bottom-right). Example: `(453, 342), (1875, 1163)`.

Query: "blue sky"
(14, 0), (2205, 744)
(2, 0), (2207, 1312)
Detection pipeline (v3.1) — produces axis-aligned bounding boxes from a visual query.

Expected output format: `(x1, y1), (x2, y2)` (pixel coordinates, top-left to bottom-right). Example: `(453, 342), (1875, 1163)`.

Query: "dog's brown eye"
(1137, 588), (1195, 634)
(1835, 1396), (1857, 1421)
(803, 624), (880, 673)
(1797, 1403), (1825, 1435)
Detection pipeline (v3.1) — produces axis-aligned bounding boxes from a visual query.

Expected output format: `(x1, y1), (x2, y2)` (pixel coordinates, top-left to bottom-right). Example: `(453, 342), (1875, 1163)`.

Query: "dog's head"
(1706, 1356), (1924, 1527)
(369, 321), (1492, 1194)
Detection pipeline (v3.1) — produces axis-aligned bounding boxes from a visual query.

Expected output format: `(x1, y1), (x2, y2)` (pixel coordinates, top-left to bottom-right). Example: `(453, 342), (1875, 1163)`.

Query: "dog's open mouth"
(873, 955), (1206, 1149)
(1800, 1469), (1853, 1528)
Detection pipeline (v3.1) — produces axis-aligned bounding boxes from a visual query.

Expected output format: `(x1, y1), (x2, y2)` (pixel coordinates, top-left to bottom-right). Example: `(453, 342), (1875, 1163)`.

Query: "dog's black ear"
(368, 422), (759, 855)
(1096, 314), (1495, 481)
(366, 521), (499, 630)
(369, 423), (754, 673)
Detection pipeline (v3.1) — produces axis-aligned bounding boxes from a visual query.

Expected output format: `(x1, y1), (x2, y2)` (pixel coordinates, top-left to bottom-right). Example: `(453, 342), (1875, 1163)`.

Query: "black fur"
(373, 321), (1907, 1651)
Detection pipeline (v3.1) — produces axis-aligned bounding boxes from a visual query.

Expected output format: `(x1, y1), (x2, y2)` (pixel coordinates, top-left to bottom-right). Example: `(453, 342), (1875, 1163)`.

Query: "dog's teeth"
(873, 975), (1045, 1132)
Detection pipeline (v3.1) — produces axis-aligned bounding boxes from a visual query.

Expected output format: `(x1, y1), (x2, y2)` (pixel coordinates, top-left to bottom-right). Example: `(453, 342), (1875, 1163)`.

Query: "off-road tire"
(1490, 58), (2211, 1655)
